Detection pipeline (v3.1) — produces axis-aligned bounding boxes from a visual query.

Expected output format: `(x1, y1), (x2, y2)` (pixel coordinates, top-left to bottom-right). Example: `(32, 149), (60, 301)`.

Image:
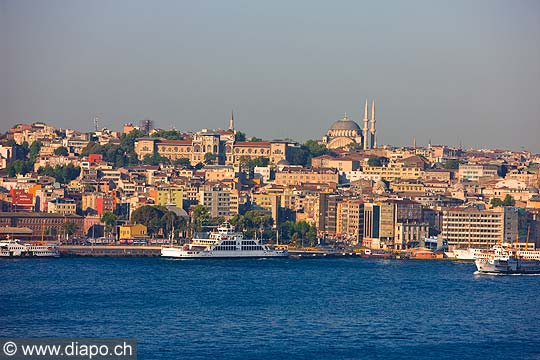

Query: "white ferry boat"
(0, 239), (60, 258)
(453, 248), (484, 261)
(475, 244), (540, 274)
(161, 222), (288, 259)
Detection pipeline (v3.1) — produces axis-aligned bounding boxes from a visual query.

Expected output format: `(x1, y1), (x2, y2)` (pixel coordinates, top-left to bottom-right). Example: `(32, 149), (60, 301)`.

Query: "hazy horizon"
(2, 0), (539, 152)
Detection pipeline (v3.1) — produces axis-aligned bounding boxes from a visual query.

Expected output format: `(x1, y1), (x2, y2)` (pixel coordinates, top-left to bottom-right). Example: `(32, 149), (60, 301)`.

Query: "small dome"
(329, 114), (361, 132)
(164, 204), (189, 218)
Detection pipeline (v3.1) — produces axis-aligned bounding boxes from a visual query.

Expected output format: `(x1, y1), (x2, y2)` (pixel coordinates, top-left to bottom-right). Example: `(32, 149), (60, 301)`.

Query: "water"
(1, 257), (540, 360)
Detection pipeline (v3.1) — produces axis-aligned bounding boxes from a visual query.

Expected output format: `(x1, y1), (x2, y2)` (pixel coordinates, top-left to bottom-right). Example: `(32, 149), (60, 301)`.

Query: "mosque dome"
(329, 114), (361, 132)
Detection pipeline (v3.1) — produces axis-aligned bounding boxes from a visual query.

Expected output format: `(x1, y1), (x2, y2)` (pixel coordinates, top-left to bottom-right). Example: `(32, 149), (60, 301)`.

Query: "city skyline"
(2, 0), (540, 151)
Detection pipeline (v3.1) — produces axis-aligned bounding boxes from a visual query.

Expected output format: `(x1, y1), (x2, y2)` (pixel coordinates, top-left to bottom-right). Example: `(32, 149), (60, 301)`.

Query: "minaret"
(369, 100), (376, 148)
(228, 110), (234, 132)
(362, 99), (369, 150)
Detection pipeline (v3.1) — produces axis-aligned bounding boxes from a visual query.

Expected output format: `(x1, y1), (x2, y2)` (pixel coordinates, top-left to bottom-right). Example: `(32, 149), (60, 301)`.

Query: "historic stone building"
(135, 129), (294, 166)
(322, 99), (377, 150)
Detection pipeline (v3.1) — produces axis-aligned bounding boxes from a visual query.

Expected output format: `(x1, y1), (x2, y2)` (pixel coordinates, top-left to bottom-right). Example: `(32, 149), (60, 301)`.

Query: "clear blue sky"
(2, 0), (539, 151)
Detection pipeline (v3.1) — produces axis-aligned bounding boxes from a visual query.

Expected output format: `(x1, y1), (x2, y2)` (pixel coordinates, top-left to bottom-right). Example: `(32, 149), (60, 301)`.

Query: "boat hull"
(161, 247), (288, 259)
(475, 258), (540, 274)
(0, 242), (60, 258)
(453, 248), (483, 261)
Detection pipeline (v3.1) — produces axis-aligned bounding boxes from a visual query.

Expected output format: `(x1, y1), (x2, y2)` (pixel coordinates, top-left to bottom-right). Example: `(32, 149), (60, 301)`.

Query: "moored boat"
(453, 247), (483, 261)
(360, 249), (390, 259)
(475, 244), (540, 275)
(161, 222), (288, 259)
(0, 239), (60, 258)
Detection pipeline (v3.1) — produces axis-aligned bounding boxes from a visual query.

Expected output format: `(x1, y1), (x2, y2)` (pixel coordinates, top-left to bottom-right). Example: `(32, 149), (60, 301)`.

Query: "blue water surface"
(1, 257), (539, 360)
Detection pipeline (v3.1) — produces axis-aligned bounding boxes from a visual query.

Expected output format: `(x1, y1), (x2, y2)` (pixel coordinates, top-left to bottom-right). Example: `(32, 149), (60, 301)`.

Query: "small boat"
(361, 249), (390, 259)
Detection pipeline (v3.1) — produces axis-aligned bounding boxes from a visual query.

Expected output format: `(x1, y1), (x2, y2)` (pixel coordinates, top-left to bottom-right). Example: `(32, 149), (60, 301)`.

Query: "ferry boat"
(475, 244), (540, 274)
(0, 239), (60, 258)
(161, 222), (288, 259)
(452, 248), (484, 261)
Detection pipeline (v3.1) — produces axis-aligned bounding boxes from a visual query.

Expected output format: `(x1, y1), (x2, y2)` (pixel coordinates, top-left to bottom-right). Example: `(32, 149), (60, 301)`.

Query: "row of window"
(16, 218), (74, 224)
(214, 246), (237, 251)
(242, 246), (263, 251)
(153, 146), (271, 155)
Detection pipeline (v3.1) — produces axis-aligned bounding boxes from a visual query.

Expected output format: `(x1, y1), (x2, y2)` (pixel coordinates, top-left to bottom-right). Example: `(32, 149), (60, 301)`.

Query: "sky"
(1, 0), (539, 152)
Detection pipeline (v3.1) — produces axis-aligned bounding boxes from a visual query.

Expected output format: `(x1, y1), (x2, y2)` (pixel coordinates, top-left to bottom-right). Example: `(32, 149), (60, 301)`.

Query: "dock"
(59, 245), (365, 258)
(60, 245), (161, 257)
(59, 245), (431, 260)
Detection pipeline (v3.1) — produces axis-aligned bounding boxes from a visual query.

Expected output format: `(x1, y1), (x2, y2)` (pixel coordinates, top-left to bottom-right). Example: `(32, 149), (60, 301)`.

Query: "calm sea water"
(1, 257), (539, 360)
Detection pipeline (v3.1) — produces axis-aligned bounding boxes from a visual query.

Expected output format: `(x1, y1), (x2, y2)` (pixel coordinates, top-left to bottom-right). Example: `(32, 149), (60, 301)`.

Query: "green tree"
(443, 159), (460, 170)
(304, 140), (332, 158)
(6, 163), (16, 177)
(276, 220), (317, 246)
(295, 221), (310, 239)
(131, 205), (165, 236)
(491, 195), (515, 207)
(6, 160), (33, 176)
(163, 213), (188, 241)
(29, 141), (42, 161)
(45, 227), (58, 238)
(38, 164), (81, 184)
(204, 152), (217, 165)
(20, 141), (30, 159)
(502, 194), (515, 206)
(81, 139), (140, 168)
(143, 152), (169, 166)
(173, 158), (191, 168)
(305, 226), (318, 247)
(161, 210), (188, 240)
(119, 129), (144, 166)
(54, 146), (69, 156)
(239, 156), (270, 175)
(230, 210), (274, 238)
(498, 164), (508, 178)
(130, 205), (186, 238)
(235, 131), (246, 142)
(191, 205), (210, 232)
(6, 139), (17, 148)
(490, 198), (502, 208)
(80, 142), (103, 157)
(61, 221), (78, 237)
(101, 212), (118, 237)
(151, 129), (184, 140)
(367, 156), (385, 167)
(288, 147), (311, 167)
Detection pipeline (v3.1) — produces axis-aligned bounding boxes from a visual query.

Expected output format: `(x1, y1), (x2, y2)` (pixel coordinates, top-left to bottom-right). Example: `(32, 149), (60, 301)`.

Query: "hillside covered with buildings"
(1, 117), (539, 252)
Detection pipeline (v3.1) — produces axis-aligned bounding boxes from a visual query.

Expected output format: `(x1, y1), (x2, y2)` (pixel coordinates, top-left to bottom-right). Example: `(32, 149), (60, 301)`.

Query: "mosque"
(322, 100), (377, 150)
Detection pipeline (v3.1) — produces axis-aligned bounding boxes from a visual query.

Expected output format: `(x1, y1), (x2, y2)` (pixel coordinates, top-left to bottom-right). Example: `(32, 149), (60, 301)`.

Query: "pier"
(60, 245), (161, 257)
(60, 245), (374, 258)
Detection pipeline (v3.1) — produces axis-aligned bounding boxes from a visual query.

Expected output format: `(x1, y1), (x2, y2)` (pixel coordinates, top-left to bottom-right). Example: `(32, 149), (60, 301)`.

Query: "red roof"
(159, 140), (191, 145)
(235, 141), (271, 147)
